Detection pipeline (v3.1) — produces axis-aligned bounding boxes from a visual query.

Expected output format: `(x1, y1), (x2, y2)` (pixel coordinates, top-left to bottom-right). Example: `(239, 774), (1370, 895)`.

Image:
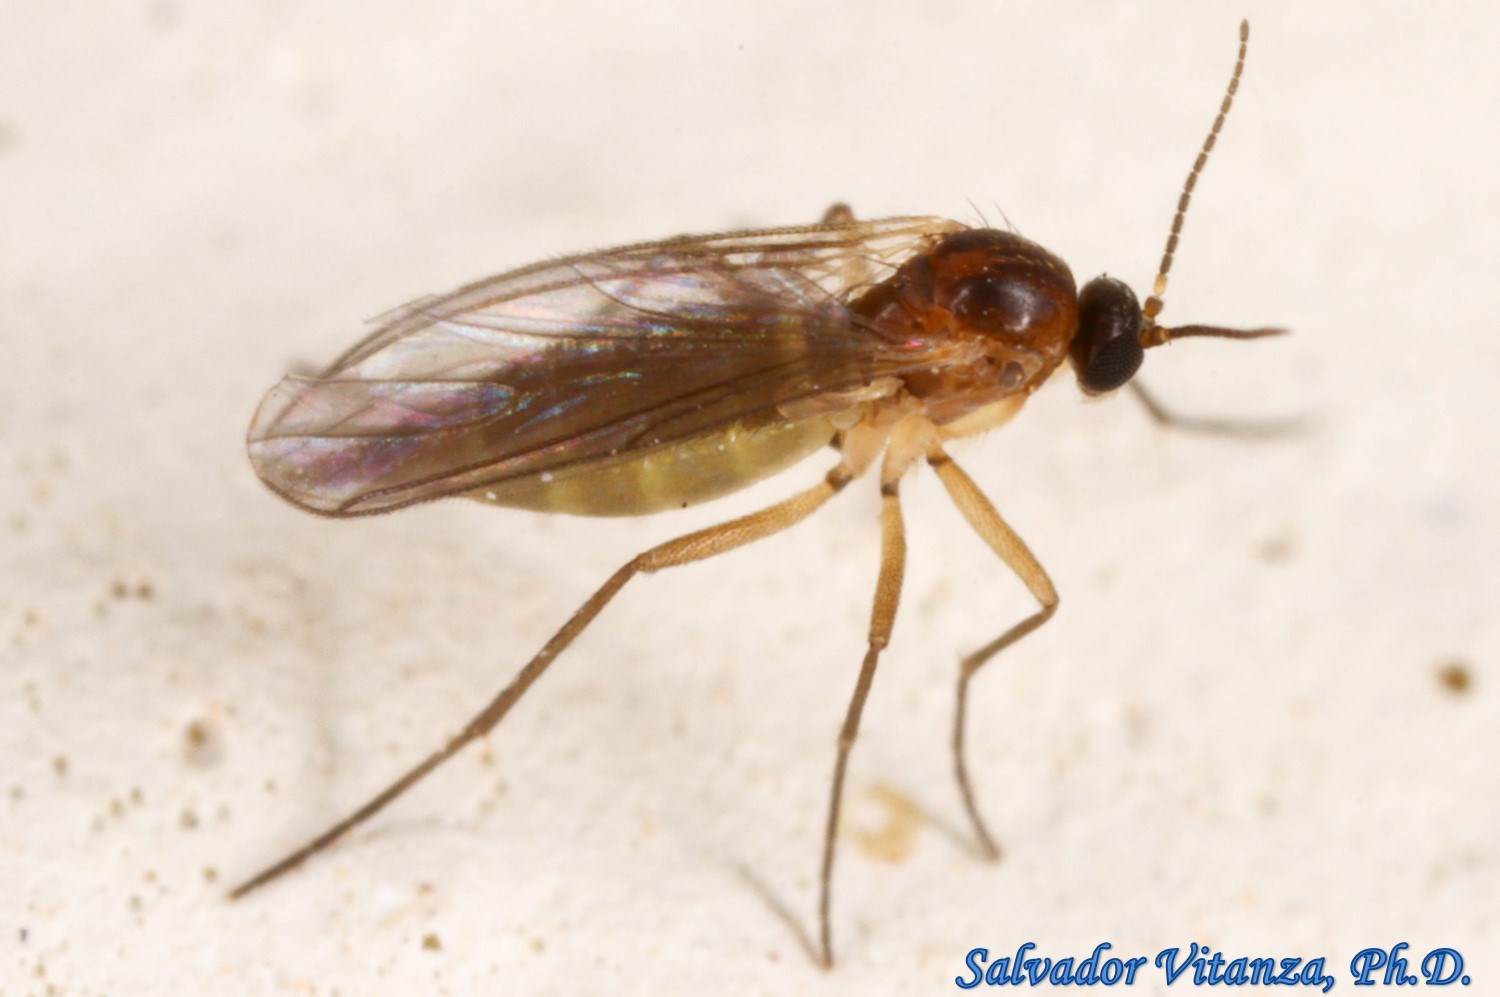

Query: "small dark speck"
(183, 718), (224, 766)
(1257, 527), (1298, 563)
(18, 927), (27, 943)
(51, 755), (68, 777)
(111, 578), (155, 600)
(422, 933), (442, 951)
(1437, 660), (1472, 696)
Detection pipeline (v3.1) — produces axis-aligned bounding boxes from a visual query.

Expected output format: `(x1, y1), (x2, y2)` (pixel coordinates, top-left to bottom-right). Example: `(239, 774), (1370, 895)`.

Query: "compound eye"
(1072, 276), (1143, 394)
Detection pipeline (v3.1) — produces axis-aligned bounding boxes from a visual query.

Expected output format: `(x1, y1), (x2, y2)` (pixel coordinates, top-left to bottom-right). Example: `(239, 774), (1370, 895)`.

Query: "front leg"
(926, 447), (1059, 860)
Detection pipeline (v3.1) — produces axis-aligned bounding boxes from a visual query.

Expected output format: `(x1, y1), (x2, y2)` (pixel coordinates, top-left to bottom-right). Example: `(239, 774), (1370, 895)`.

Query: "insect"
(236, 21), (1280, 967)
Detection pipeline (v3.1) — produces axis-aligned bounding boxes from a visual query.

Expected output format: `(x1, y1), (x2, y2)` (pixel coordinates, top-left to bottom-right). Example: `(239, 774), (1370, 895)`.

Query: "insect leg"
(818, 202), (855, 224)
(817, 476), (906, 968)
(1129, 380), (1303, 438)
(230, 459), (862, 901)
(815, 202), (894, 296)
(926, 447), (1058, 860)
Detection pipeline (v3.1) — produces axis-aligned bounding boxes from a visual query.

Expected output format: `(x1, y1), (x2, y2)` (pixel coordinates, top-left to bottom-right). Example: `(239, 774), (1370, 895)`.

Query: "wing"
(247, 215), (969, 516)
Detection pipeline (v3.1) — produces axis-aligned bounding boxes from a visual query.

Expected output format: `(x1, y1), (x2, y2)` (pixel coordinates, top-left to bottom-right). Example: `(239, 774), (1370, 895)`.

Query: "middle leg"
(816, 474), (907, 968)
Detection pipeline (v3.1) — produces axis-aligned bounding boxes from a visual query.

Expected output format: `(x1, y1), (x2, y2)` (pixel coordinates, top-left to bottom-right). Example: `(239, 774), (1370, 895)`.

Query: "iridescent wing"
(247, 215), (969, 516)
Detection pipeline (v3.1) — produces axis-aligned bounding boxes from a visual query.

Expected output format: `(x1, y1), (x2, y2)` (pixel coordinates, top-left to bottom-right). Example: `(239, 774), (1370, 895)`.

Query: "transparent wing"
(247, 215), (968, 515)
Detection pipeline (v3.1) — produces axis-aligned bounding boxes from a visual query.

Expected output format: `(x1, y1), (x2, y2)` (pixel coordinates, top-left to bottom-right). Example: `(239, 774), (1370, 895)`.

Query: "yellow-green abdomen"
(468, 414), (839, 517)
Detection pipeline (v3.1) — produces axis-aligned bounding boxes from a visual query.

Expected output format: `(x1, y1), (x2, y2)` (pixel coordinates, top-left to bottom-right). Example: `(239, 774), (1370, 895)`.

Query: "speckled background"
(3, 3), (1496, 994)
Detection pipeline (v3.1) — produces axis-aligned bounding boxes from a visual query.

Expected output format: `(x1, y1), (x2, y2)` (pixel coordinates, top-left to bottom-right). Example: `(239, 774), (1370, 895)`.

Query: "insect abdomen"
(468, 414), (839, 516)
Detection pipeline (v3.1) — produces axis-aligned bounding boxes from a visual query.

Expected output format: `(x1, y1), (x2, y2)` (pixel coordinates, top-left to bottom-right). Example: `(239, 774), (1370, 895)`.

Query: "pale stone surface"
(3, 3), (1496, 993)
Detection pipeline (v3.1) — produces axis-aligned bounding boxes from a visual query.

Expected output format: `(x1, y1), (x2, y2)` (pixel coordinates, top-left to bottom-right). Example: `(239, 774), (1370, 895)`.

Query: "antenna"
(1141, 19), (1250, 334)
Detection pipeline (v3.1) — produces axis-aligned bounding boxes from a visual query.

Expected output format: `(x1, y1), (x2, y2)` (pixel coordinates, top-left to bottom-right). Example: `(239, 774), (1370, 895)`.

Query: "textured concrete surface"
(3, 3), (1496, 994)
